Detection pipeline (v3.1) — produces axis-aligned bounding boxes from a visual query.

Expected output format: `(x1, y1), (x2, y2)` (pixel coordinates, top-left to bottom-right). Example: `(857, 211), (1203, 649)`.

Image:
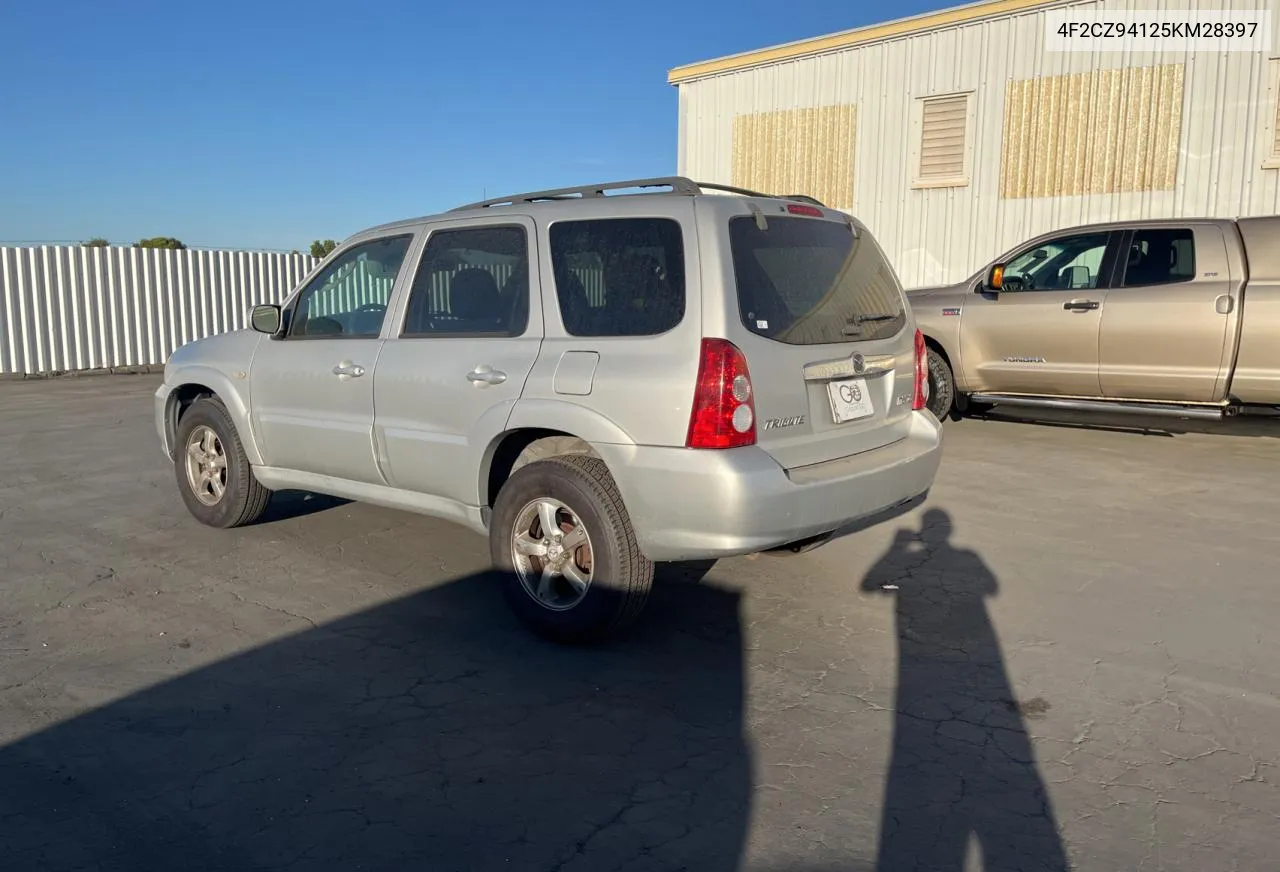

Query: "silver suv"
(155, 177), (943, 642)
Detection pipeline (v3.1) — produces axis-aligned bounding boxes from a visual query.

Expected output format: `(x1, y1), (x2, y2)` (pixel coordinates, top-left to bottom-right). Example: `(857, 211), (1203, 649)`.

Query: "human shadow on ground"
(861, 508), (1069, 872)
(0, 564), (750, 872)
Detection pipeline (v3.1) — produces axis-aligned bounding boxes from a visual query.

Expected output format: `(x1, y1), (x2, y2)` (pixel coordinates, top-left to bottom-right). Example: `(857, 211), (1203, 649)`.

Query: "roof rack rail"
(451, 176), (828, 211)
(451, 177), (701, 211)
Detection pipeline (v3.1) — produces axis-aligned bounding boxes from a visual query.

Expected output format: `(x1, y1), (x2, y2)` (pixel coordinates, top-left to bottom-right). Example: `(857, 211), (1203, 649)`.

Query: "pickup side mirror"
(250, 304), (282, 335)
(981, 263), (1005, 292)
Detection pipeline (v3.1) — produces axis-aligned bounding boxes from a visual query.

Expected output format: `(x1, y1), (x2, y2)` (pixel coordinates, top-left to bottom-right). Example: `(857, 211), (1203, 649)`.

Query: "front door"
(1099, 225), (1236, 402)
(250, 233), (416, 484)
(374, 218), (543, 507)
(959, 230), (1120, 397)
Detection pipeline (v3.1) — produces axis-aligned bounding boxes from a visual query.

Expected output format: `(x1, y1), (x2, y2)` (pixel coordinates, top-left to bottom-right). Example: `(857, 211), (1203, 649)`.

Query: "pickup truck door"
(249, 233), (417, 484)
(373, 218), (543, 508)
(959, 230), (1121, 397)
(1098, 225), (1237, 402)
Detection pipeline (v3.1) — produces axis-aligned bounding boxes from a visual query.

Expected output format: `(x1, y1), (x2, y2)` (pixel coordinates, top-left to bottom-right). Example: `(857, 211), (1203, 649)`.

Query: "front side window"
(731, 216), (905, 345)
(402, 226), (529, 337)
(1121, 229), (1196, 288)
(287, 235), (412, 338)
(1002, 232), (1109, 292)
(549, 218), (686, 337)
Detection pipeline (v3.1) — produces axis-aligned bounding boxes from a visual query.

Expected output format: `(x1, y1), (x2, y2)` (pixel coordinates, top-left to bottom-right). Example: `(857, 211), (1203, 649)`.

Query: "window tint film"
(549, 218), (685, 337)
(731, 216), (905, 345)
(1122, 229), (1196, 287)
(1002, 232), (1109, 291)
(289, 235), (412, 338)
(403, 226), (529, 337)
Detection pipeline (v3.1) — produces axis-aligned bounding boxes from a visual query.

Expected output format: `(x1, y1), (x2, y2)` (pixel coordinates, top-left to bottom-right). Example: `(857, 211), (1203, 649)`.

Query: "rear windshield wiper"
(841, 313), (898, 336)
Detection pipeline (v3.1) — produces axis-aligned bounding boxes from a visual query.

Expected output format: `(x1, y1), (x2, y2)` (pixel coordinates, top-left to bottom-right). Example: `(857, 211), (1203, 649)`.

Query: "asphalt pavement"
(1, 375), (1277, 872)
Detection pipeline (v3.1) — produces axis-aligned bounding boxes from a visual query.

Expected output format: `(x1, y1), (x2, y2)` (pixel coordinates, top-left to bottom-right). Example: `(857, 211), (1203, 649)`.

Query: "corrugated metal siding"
(731, 104), (858, 209)
(677, 0), (1280, 289)
(1000, 63), (1184, 198)
(0, 246), (317, 375)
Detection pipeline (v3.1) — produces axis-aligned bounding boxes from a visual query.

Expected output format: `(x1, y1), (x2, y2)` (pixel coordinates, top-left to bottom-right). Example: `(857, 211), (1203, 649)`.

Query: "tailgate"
(726, 211), (915, 470)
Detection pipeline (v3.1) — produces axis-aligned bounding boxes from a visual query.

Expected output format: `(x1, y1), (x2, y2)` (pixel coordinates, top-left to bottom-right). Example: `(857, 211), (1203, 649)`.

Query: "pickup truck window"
(1002, 232), (1109, 292)
(1120, 229), (1196, 288)
(401, 226), (530, 338)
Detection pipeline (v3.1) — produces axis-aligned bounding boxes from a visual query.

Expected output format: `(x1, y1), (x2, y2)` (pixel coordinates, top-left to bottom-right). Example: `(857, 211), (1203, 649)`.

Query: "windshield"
(730, 216), (906, 345)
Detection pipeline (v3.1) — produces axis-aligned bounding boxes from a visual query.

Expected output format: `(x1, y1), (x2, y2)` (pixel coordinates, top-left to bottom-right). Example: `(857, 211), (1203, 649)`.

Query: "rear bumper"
(596, 410), (944, 562)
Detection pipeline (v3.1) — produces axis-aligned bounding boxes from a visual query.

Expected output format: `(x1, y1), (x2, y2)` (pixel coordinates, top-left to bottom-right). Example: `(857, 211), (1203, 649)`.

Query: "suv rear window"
(730, 216), (906, 345)
(549, 218), (685, 337)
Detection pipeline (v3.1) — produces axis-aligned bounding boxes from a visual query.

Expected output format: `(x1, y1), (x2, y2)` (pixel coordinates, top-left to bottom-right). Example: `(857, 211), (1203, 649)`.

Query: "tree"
(83, 238), (110, 247)
(134, 237), (187, 250)
(310, 239), (338, 259)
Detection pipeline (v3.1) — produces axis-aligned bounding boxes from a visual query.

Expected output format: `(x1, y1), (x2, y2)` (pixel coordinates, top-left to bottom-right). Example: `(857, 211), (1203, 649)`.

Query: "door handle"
(1063, 300), (1100, 311)
(467, 366), (507, 386)
(332, 361), (366, 378)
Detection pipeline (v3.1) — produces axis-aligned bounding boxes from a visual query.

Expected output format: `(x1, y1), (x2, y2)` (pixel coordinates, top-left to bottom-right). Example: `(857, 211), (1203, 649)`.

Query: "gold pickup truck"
(909, 217), (1280, 422)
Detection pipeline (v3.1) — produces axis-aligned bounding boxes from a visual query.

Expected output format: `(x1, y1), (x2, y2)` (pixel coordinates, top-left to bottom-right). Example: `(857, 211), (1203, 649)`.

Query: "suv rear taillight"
(911, 329), (928, 411)
(686, 338), (756, 449)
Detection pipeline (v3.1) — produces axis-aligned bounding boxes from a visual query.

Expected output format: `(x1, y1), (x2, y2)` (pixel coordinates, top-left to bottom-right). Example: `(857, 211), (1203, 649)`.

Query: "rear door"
(1098, 225), (1235, 402)
(718, 207), (918, 470)
(372, 217), (543, 506)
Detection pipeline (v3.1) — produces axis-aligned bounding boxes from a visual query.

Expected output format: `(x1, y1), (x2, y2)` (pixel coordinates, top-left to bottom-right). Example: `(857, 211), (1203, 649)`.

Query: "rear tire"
(490, 455), (653, 644)
(925, 348), (956, 420)
(173, 396), (272, 528)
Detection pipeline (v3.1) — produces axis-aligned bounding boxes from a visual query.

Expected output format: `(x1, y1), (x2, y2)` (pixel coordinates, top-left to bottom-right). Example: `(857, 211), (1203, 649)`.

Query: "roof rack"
(449, 176), (827, 211)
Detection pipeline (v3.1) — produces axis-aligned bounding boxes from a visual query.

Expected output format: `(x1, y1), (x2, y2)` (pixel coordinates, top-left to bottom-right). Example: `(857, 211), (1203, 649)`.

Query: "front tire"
(173, 396), (272, 528)
(925, 348), (956, 420)
(490, 455), (653, 644)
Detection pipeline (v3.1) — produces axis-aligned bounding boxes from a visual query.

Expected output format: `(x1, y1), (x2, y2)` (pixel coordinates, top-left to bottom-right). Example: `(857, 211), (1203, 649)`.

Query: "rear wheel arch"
(484, 429), (604, 508)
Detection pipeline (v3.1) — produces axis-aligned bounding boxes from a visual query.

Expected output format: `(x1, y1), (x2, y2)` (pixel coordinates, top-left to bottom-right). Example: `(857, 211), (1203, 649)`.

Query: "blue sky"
(1, 0), (947, 251)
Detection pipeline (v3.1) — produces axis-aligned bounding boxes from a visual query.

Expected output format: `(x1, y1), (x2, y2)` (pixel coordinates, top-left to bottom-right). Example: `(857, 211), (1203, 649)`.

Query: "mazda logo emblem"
(852, 353), (866, 374)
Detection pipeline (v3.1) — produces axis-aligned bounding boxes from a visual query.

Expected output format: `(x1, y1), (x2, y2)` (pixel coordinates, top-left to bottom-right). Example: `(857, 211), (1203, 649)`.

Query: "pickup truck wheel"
(174, 397), (272, 529)
(925, 349), (956, 420)
(490, 455), (653, 644)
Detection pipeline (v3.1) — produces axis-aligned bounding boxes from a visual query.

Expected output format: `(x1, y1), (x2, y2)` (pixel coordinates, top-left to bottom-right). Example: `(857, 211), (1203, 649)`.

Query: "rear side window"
(731, 216), (906, 345)
(1121, 229), (1196, 288)
(402, 225), (529, 337)
(549, 218), (685, 337)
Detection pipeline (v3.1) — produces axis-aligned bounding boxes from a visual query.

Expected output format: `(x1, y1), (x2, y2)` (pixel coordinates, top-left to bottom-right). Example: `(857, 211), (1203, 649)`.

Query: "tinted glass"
(288, 235), (412, 338)
(1122, 229), (1196, 287)
(1002, 232), (1109, 291)
(731, 216), (905, 345)
(402, 226), (529, 337)
(549, 218), (685, 337)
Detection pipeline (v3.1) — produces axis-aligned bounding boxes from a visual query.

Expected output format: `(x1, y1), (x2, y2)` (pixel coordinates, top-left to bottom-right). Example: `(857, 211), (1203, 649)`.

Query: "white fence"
(0, 245), (318, 376)
(0, 244), (622, 377)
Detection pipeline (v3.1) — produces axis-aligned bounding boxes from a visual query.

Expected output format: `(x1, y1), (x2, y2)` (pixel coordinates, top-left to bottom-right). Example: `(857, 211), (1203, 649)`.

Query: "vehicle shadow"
(967, 406), (1280, 439)
(254, 490), (352, 524)
(0, 566), (750, 872)
(861, 508), (1069, 872)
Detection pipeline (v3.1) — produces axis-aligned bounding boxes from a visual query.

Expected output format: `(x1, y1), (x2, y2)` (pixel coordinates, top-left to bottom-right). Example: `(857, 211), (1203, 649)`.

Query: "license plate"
(827, 378), (875, 423)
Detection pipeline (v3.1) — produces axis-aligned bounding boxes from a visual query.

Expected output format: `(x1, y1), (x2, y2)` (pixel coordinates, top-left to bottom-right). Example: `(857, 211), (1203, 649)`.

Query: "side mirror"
(250, 304), (282, 335)
(982, 263), (1005, 292)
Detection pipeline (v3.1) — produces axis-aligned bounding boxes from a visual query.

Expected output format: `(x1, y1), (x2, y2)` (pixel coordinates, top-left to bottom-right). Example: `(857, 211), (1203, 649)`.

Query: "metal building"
(670, 0), (1280, 289)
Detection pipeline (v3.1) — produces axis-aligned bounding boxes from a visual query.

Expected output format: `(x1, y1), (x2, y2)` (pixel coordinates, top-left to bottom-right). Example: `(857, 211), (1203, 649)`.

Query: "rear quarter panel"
(1232, 217), (1280, 404)
(518, 196), (704, 447)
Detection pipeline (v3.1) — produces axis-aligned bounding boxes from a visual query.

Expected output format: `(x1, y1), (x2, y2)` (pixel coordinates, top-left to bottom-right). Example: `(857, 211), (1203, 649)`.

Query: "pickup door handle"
(1063, 300), (1100, 311)
(467, 366), (507, 386)
(331, 361), (366, 378)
